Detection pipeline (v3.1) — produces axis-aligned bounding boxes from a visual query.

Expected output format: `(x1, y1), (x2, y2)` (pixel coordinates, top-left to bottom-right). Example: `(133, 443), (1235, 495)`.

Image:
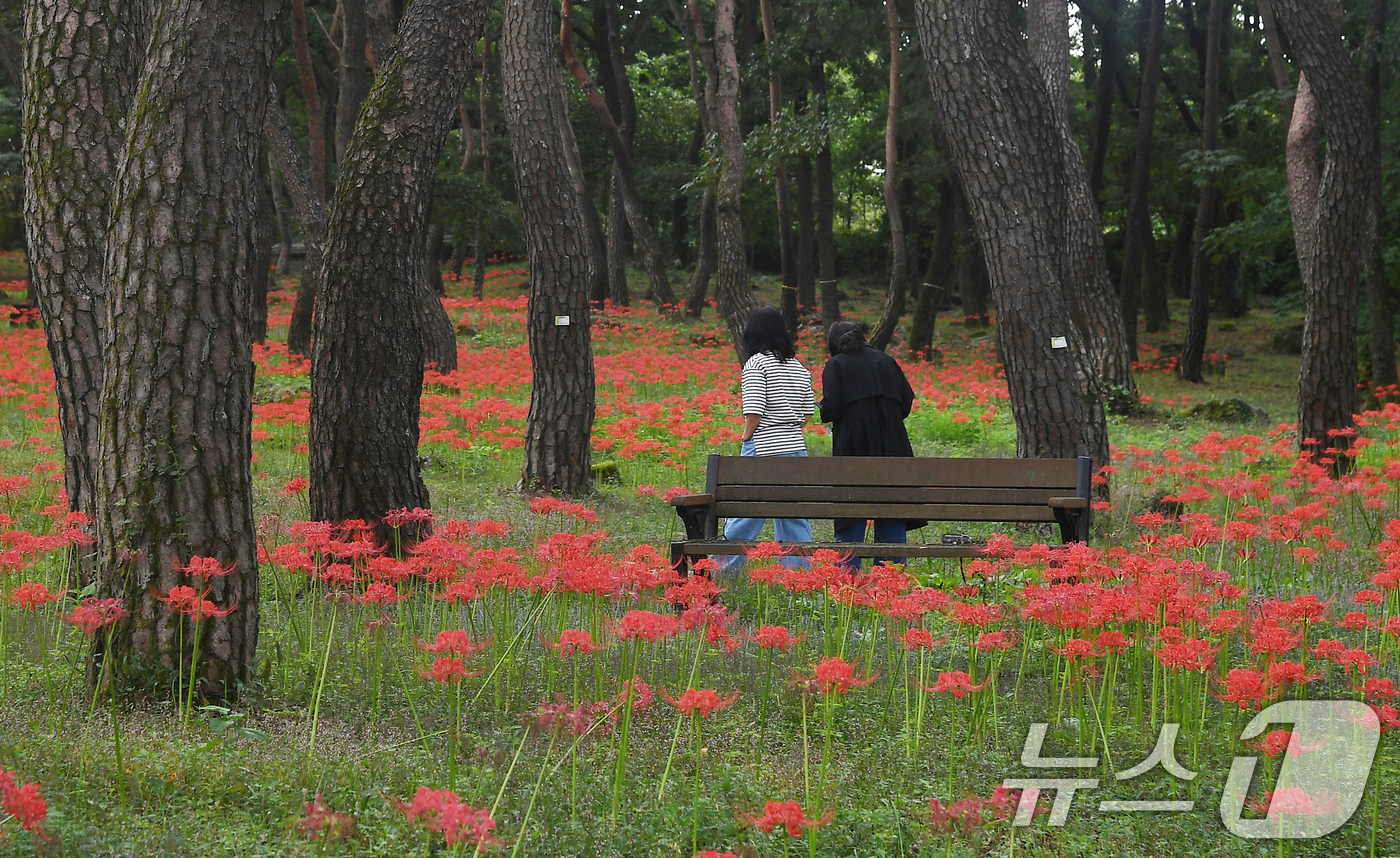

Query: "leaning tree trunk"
(1178, 0), (1225, 384)
(915, 0), (1108, 465)
(1028, 0), (1136, 397)
(559, 0), (675, 311)
(1274, 0), (1379, 469)
(1117, 0), (1165, 362)
(335, 0), (371, 165)
(695, 0), (756, 356)
(311, 0), (489, 544)
(503, 0), (598, 496)
(870, 0), (906, 353)
(266, 95), (327, 358)
(686, 191), (717, 317)
(22, 0), (135, 528)
(92, 0), (283, 698)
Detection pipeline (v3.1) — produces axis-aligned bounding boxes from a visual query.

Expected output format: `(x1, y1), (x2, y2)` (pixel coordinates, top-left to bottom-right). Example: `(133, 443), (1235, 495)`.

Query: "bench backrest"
(701, 453), (1092, 538)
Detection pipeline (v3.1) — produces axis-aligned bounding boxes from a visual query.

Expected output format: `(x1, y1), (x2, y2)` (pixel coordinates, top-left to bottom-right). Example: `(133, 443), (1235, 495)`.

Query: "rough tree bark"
(1118, 0), (1165, 361)
(270, 154), (293, 276)
(311, 0), (488, 543)
(870, 0), (906, 353)
(758, 0), (798, 332)
(1178, 0), (1224, 383)
(90, 0), (283, 697)
(251, 175), (274, 344)
(1274, 0), (1379, 467)
(672, 0), (718, 318)
(693, 0), (756, 356)
(266, 95), (327, 359)
(915, 0), (1109, 465)
(907, 174), (958, 359)
(503, 0), (597, 495)
(1028, 0), (1136, 398)
(561, 0), (675, 311)
(22, 0), (135, 526)
(1081, 0), (1123, 206)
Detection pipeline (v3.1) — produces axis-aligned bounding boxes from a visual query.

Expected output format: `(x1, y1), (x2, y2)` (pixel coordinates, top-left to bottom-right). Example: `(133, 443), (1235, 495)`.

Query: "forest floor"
(0, 260), (1393, 858)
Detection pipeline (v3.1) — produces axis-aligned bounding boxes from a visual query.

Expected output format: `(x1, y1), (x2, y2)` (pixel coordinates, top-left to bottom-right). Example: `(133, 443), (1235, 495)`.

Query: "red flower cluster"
(737, 800), (834, 837)
(661, 687), (739, 718)
(400, 787), (499, 848)
(0, 769), (48, 841)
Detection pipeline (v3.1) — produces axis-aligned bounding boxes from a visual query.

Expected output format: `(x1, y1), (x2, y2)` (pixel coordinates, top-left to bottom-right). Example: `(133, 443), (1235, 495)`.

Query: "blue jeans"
(834, 519), (907, 574)
(713, 441), (812, 580)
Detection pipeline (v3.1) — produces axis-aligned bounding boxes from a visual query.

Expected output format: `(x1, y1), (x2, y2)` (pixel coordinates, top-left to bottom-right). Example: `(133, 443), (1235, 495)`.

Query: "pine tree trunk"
(758, 0), (797, 332)
(812, 53), (839, 327)
(686, 191), (716, 317)
(91, 0), (282, 697)
(1118, 0), (1165, 361)
(915, 0), (1109, 464)
(22, 0), (135, 527)
(311, 0), (489, 542)
(1028, 0), (1136, 396)
(266, 96), (327, 359)
(1083, 0), (1122, 206)
(698, 0), (756, 356)
(271, 155), (293, 276)
(1178, 0), (1225, 383)
(605, 169), (630, 306)
(870, 0), (906, 353)
(503, 0), (597, 495)
(335, 0), (370, 165)
(908, 175), (957, 359)
(1274, 0), (1378, 467)
(795, 152), (816, 309)
(292, 0), (328, 204)
(251, 175), (274, 344)
(1365, 0), (1395, 388)
(1141, 216), (1169, 332)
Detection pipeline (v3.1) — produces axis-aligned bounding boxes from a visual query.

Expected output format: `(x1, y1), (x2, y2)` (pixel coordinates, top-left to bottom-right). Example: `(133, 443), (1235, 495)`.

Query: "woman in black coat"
(819, 322), (916, 571)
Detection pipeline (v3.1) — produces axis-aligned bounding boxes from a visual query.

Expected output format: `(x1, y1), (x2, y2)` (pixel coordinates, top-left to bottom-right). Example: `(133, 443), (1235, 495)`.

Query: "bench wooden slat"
(715, 455), (1079, 489)
(712, 502), (1059, 522)
(677, 540), (987, 558)
(715, 485), (1068, 505)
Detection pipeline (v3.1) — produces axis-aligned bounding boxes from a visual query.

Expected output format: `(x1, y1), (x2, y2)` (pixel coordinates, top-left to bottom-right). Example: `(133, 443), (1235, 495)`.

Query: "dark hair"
(742, 306), (795, 361)
(827, 321), (865, 356)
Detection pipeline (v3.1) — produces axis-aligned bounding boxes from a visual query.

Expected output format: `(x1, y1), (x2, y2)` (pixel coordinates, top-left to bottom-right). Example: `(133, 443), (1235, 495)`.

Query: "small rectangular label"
(554, 315), (571, 326)
(1051, 336), (1068, 349)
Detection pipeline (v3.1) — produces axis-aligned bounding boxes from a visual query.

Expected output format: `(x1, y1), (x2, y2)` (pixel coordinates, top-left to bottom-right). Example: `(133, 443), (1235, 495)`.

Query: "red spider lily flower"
(1339, 611), (1373, 632)
(1205, 609), (1243, 635)
(62, 597), (129, 634)
(189, 598), (237, 620)
(810, 656), (879, 694)
(1053, 638), (1098, 662)
(661, 687), (740, 718)
(950, 602), (1003, 628)
(1355, 589), (1385, 605)
(737, 800), (835, 837)
(543, 629), (604, 657)
(0, 770), (49, 840)
(318, 563), (359, 587)
(928, 786), (1020, 833)
(1214, 668), (1274, 710)
(747, 541), (785, 562)
(1311, 638), (1347, 661)
(1358, 677), (1398, 702)
(418, 630), (492, 656)
(5, 581), (66, 610)
(617, 678), (652, 709)
(1334, 648), (1377, 674)
(526, 697), (616, 737)
(922, 671), (990, 699)
(1245, 787), (1339, 818)
(400, 787), (500, 848)
(749, 625), (802, 651)
(902, 628), (935, 651)
(1286, 594), (1331, 625)
(610, 609), (681, 642)
(694, 851), (738, 858)
(1250, 622), (1303, 658)
(357, 581), (408, 606)
(1247, 730), (1297, 759)
(1266, 660), (1321, 688)
(178, 555), (236, 580)
(421, 656), (483, 684)
(1374, 704), (1400, 731)
(667, 576), (725, 609)
(1094, 630), (1133, 654)
(383, 507), (433, 528)
(973, 630), (1016, 651)
(295, 794), (358, 842)
(1154, 639), (1217, 672)
(156, 585), (200, 614)
(282, 477), (309, 496)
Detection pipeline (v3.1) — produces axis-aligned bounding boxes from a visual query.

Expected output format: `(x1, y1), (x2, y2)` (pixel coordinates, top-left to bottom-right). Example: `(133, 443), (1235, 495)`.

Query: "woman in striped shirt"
(714, 307), (814, 579)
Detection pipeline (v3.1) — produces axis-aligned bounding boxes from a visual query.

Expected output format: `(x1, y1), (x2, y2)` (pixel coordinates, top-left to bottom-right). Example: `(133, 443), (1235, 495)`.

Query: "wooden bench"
(669, 454), (1093, 573)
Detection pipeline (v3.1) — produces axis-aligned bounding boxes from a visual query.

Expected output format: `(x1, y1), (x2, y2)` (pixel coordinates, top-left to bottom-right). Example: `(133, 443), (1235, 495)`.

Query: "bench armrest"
(669, 493), (715, 507)
(1048, 497), (1089, 510)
